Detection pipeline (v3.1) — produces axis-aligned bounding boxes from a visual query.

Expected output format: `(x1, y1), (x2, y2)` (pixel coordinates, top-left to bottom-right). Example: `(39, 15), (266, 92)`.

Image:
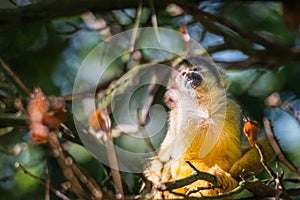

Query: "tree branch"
(158, 161), (219, 192)
(0, 0), (172, 27)
(178, 3), (300, 69)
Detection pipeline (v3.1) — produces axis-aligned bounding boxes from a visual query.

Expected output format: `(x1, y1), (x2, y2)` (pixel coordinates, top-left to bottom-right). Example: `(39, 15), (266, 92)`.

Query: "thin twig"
(148, 0), (160, 43)
(15, 162), (71, 200)
(97, 108), (124, 199)
(0, 113), (27, 127)
(119, 10), (136, 22)
(48, 132), (89, 200)
(105, 140), (124, 199)
(192, 181), (245, 199)
(274, 162), (290, 200)
(185, 185), (219, 196)
(213, 57), (277, 69)
(129, 1), (143, 52)
(254, 141), (289, 200)
(263, 118), (300, 178)
(195, 8), (280, 49)
(254, 143), (276, 178)
(167, 181), (246, 200)
(136, 81), (161, 153)
(68, 155), (103, 199)
(0, 58), (31, 95)
(45, 167), (50, 200)
(136, 108), (156, 153)
(8, 0), (17, 6)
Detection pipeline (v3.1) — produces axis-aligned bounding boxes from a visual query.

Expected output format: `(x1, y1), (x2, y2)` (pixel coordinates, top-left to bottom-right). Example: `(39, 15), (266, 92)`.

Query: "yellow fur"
(145, 60), (243, 198)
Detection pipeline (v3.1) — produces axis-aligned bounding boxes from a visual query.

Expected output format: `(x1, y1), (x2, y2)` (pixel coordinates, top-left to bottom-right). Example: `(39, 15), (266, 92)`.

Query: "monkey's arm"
(229, 136), (275, 180)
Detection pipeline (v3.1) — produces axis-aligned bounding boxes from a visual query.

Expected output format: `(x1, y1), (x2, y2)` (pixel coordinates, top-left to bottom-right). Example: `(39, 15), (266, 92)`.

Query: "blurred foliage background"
(1, 0), (300, 199)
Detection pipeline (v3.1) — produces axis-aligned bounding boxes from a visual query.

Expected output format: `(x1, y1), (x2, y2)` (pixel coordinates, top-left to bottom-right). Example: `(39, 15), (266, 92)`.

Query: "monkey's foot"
(208, 164), (238, 193)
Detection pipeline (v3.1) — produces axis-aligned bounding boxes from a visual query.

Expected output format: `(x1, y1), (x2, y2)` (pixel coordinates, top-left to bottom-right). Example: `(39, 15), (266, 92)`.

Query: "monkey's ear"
(221, 73), (229, 89)
(164, 90), (177, 109)
(215, 66), (229, 89)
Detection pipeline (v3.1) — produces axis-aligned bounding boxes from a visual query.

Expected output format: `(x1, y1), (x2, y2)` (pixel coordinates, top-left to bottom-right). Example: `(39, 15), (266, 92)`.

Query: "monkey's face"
(165, 59), (211, 109)
(177, 58), (219, 92)
(164, 57), (229, 122)
(181, 68), (203, 89)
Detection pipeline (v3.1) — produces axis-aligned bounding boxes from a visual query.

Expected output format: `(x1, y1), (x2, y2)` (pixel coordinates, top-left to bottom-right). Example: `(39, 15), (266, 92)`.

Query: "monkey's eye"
(175, 59), (193, 71)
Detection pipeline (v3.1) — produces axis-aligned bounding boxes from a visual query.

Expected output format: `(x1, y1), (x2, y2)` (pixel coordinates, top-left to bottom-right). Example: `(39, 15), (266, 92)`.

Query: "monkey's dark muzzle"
(183, 71), (202, 89)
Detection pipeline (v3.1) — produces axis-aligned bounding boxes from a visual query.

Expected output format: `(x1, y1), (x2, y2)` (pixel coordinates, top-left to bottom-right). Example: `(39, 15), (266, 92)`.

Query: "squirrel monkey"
(144, 56), (274, 198)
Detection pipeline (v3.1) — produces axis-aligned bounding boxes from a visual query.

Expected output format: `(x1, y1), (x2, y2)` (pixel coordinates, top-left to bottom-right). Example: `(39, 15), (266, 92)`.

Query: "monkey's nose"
(183, 71), (202, 88)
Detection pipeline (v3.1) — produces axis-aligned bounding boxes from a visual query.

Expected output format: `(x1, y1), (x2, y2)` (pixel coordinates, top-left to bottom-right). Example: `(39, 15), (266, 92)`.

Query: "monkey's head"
(165, 56), (228, 110)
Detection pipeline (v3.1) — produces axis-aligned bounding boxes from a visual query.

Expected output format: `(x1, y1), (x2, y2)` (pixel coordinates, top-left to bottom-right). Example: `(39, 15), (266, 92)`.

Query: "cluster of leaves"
(1, 0), (300, 199)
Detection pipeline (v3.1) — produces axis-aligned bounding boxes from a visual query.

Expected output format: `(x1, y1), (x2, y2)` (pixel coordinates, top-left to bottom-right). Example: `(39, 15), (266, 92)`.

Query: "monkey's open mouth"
(183, 71), (202, 89)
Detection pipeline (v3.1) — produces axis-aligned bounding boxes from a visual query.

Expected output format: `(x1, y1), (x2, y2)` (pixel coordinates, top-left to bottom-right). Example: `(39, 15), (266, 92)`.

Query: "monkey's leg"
(229, 137), (275, 180)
